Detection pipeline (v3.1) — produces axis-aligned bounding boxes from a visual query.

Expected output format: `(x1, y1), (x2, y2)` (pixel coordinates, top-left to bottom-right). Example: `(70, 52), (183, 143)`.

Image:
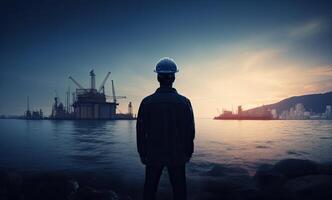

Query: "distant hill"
(248, 91), (332, 114)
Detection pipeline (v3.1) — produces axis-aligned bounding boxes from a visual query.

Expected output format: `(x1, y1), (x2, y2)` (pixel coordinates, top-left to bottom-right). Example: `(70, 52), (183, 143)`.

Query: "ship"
(214, 105), (273, 120)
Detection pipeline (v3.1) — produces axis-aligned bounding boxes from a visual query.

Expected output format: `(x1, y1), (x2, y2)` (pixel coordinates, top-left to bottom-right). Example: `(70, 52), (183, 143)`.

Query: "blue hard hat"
(154, 57), (179, 74)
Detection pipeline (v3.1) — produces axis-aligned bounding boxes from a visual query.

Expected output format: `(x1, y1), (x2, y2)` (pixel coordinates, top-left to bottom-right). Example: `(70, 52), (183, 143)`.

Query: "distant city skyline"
(1, 0), (332, 117)
(279, 103), (332, 120)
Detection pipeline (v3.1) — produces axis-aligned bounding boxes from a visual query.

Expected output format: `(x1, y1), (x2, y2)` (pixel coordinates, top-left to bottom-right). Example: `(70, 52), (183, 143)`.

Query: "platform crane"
(98, 72), (111, 93)
(111, 80), (126, 105)
(69, 76), (84, 89)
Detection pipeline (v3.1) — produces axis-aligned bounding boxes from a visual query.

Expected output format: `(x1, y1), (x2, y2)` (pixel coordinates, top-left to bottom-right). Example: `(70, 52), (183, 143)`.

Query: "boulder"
(201, 163), (254, 196)
(23, 172), (78, 200)
(205, 164), (249, 177)
(0, 171), (8, 199)
(284, 175), (332, 200)
(0, 170), (23, 200)
(317, 162), (332, 175)
(273, 159), (318, 178)
(74, 186), (123, 200)
(254, 164), (286, 190)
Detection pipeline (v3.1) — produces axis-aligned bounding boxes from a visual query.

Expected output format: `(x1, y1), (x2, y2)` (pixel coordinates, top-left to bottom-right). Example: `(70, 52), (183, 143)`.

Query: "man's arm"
(136, 100), (147, 163)
(186, 99), (195, 159)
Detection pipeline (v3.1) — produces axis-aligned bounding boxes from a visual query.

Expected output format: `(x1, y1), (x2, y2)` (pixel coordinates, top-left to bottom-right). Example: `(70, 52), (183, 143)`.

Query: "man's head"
(155, 57), (178, 87)
(157, 73), (175, 86)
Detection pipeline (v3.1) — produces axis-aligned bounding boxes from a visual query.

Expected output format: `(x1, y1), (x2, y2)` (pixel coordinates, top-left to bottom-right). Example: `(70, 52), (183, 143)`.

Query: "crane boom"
(69, 76), (84, 89)
(98, 72), (111, 93)
(111, 80), (126, 101)
(111, 80), (116, 103)
(105, 95), (126, 98)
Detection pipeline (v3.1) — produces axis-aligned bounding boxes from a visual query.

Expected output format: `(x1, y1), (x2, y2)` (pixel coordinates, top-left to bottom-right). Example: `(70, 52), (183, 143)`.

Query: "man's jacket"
(136, 86), (195, 166)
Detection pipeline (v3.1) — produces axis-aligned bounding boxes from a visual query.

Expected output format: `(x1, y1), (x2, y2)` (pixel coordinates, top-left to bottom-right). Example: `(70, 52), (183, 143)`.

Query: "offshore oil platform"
(25, 70), (135, 120)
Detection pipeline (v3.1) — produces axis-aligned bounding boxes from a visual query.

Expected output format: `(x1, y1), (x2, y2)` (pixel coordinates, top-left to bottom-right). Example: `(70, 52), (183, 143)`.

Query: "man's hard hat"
(154, 57), (179, 74)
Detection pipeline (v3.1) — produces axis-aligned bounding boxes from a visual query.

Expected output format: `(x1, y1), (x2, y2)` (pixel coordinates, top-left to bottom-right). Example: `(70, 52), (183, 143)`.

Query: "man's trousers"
(143, 165), (187, 200)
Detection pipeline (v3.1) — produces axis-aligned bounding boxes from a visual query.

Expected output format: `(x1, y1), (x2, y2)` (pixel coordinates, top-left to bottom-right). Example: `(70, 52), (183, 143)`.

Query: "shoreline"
(1, 158), (332, 200)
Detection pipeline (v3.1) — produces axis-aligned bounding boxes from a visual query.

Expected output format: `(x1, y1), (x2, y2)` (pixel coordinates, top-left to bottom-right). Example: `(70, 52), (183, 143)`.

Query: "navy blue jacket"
(136, 86), (195, 166)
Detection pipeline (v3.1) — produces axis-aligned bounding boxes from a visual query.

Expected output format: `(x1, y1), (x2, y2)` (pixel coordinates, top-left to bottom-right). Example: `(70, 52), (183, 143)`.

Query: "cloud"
(238, 49), (283, 72)
(307, 65), (332, 77)
(296, 66), (332, 93)
(173, 39), (332, 117)
(289, 19), (325, 38)
(118, 18), (331, 117)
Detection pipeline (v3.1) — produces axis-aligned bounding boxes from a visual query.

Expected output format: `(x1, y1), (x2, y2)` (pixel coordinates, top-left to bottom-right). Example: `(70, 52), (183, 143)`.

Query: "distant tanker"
(214, 106), (273, 120)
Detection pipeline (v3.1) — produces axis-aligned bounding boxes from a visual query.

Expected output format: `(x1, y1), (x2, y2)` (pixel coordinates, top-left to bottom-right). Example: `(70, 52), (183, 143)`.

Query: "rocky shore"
(251, 159), (332, 200)
(1, 159), (332, 200)
(0, 170), (132, 200)
(192, 158), (332, 200)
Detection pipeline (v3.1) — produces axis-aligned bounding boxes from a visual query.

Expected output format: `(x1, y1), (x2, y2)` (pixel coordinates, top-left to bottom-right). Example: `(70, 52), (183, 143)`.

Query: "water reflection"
(1, 119), (332, 199)
(1, 119), (332, 173)
(69, 121), (110, 166)
(195, 119), (332, 173)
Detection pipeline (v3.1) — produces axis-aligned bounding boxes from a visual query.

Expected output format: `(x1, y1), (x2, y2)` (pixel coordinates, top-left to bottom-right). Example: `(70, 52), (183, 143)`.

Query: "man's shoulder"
(141, 89), (191, 105)
(141, 94), (154, 105)
(176, 93), (190, 103)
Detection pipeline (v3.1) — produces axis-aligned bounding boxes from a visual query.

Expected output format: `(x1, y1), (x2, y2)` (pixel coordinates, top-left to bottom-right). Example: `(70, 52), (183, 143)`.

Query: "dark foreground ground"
(1, 159), (332, 200)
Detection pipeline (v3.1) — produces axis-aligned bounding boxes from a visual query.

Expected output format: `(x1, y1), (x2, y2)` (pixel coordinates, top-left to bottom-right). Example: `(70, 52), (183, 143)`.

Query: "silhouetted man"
(137, 57), (195, 200)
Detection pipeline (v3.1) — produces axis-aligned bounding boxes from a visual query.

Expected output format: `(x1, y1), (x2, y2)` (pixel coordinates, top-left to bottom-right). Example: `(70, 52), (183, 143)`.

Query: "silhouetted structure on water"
(214, 105), (273, 120)
(25, 96), (44, 120)
(49, 70), (135, 120)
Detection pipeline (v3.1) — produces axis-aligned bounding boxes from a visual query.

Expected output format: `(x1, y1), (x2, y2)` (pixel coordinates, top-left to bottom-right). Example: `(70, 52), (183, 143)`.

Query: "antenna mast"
(27, 96), (30, 111)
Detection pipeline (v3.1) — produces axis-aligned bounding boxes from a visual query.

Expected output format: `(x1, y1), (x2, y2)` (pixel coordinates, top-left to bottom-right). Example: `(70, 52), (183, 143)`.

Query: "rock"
(5, 171), (23, 188)
(205, 176), (253, 193)
(194, 163), (261, 200)
(284, 175), (332, 200)
(0, 170), (23, 200)
(254, 164), (286, 190)
(0, 170), (133, 200)
(74, 186), (120, 200)
(200, 163), (254, 197)
(23, 172), (78, 200)
(235, 188), (293, 200)
(273, 159), (318, 178)
(317, 163), (332, 175)
(205, 164), (249, 177)
(0, 171), (8, 197)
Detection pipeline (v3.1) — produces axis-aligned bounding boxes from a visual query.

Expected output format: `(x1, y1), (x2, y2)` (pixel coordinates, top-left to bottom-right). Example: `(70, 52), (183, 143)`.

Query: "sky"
(0, 0), (331, 117)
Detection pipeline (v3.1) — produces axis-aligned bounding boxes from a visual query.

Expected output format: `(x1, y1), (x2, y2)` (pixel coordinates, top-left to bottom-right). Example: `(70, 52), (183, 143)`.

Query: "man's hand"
(140, 155), (146, 164)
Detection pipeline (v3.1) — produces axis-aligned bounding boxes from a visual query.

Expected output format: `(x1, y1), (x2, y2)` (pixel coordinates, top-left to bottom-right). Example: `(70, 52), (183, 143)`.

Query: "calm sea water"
(1, 119), (332, 198)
